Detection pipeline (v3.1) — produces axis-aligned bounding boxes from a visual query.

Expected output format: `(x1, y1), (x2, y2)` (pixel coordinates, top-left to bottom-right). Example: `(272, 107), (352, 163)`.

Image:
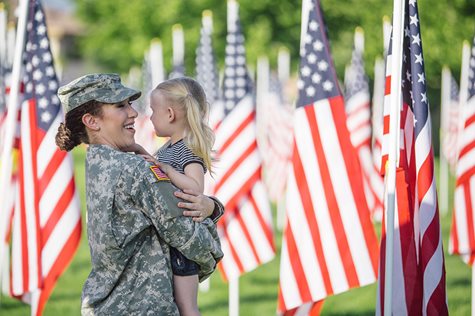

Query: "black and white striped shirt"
(155, 139), (206, 174)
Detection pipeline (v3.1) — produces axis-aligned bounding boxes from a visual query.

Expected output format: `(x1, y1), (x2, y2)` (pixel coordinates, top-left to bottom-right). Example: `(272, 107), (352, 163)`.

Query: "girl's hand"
(138, 154), (159, 165)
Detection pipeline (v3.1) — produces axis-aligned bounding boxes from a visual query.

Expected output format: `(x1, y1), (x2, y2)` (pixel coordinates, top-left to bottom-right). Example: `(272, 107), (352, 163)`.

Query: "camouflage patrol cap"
(57, 73), (141, 113)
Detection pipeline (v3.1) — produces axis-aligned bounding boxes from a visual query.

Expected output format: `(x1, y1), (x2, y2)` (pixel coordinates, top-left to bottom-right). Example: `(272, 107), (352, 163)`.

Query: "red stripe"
(292, 135), (332, 294)
(249, 194), (275, 253)
(217, 167), (260, 216)
(305, 103), (358, 287)
(38, 149), (67, 195)
(458, 139), (475, 160)
(286, 223), (312, 302)
(457, 166), (475, 186)
(332, 97), (380, 274)
(41, 178), (76, 247)
(464, 183), (475, 251)
(450, 204), (460, 254)
(464, 112), (475, 129)
(385, 75), (391, 95)
(235, 208), (260, 264)
(35, 221), (81, 316)
(416, 149), (434, 204)
(218, 111), (254, 153)
(214, 140), (258, 193)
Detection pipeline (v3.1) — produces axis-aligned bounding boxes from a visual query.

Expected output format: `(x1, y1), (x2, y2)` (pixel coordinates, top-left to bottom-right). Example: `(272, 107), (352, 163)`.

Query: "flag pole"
(384, 0), (405, 314)
(439, 66), (451, 215)
(229, 276), (239, 316)
(0, 0), (29, 275)
(149, 38), (164, 87)
(172, 24), (184, 69)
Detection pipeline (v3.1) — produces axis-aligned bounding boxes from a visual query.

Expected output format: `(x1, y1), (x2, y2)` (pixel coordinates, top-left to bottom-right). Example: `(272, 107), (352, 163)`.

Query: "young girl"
(136, 77), (215, 316)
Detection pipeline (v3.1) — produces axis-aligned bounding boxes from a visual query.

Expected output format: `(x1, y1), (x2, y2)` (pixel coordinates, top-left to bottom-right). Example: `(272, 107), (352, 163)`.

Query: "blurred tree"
(76, 0), (474, 147)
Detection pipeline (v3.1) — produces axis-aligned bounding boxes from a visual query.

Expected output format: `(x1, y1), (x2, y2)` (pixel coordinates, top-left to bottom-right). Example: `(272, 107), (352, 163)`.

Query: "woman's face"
(150, 91), (172, 137)
(94, 99), (138, 151)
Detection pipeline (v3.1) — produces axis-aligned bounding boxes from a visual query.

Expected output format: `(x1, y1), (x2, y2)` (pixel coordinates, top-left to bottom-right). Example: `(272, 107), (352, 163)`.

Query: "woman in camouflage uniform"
(55, 73), (223, 315)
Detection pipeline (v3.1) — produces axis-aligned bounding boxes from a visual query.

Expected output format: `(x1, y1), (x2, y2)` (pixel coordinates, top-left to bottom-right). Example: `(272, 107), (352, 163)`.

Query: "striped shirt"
(156, 139), (207, 174)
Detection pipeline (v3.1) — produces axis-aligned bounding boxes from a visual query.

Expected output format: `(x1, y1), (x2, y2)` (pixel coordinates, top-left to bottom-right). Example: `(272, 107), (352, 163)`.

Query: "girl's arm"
(158, 161), (204, 193)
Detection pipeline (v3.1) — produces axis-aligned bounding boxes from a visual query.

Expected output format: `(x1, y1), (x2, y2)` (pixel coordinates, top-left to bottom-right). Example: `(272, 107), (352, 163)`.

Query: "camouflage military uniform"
(81, 144), (223, 315)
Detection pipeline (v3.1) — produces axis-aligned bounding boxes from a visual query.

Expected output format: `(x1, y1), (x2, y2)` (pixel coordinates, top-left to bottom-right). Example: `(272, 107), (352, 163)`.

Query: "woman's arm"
(174, 189), (224, 223)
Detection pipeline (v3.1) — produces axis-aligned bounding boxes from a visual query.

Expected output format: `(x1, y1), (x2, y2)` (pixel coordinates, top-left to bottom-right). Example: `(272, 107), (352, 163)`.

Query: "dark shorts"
(170, 247), (199, 276)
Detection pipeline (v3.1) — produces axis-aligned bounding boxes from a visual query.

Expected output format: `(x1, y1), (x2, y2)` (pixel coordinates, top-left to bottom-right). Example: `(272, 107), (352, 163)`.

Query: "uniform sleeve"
(130, 163), (223, 280)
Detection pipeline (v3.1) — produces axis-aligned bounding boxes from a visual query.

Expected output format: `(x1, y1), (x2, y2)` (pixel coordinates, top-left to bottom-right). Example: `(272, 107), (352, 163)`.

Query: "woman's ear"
(82, 113), (100, 131)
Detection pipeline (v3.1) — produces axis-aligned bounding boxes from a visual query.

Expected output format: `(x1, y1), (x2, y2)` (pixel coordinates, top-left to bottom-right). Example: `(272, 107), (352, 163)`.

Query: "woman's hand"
(174, 189), (214, 222)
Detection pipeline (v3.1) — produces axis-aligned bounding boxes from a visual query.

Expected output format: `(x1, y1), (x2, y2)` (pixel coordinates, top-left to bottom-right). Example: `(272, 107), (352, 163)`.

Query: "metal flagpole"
(384, 0), (405, 314)
(172, 24), (184, 70)
(439, 66), (451, 215)
(0, 0), (30, 280)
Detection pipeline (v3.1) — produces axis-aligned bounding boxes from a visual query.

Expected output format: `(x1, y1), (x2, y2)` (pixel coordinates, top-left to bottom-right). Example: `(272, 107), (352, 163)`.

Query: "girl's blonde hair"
(154, 77), (215, 173)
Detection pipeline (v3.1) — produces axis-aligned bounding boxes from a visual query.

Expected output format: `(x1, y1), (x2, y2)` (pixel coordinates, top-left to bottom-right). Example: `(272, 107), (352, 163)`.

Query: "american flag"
(378, 0), (448, 314)
(4, 1), (82, 314)
(449, 34), (475, 266)
(344, 28), (384, 221)
(212, 0), (275, 280)
(277, 0), (379, 313)
(441, 74), (460, 170)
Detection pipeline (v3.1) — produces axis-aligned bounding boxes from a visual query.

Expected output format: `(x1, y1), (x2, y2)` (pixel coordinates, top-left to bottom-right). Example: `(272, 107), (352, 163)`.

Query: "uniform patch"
(150, 165), (170, 182)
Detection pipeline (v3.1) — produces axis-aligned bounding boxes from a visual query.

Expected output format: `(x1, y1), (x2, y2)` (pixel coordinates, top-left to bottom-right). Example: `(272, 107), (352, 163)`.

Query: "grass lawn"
(0, 147), (471, 315)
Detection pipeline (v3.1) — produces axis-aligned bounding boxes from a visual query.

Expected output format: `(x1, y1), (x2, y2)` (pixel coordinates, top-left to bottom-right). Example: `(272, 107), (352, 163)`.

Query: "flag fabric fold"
(277, 0), (379, 313)
(378, 0), (448, 314)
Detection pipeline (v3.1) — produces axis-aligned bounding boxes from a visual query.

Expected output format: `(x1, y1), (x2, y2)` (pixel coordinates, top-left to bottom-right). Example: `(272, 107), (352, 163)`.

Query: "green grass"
(0, 148), (471, 315)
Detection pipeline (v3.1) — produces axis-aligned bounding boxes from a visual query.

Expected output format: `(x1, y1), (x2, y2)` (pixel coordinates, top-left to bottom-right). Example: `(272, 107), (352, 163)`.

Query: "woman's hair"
(55, 100), (103, 151)
(154, 77), (215, 173)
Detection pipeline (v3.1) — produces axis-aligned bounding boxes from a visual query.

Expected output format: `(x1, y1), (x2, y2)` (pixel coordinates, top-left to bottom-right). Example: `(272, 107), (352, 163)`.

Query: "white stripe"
(457, 147), (475, 178)
(414, 120), (432, 172)
(286, 166), (326, 300)
(37, 112), (61, 177)
(315, 101), (376, 285)
(418, 177), (438, 237)
(214, 96), (253, 149)
(39, 156), (74, 226)
(21, 106), (39, 291)
(279, 237), (302, 310)
(422, 235), (443, 316)
(239, 200), (274, 264)
(294, 302), (314, 316)
(350, 125), (372, 148)
(215, 122), (256, 176)
(294, 108), (346, 293)
(214, 151), (260, 204)
(218, 227), (240, 280)
(42, 193), (80, 274)
(345, 92), (370, 115)
(225, 215), (258, 272)
(252, 182), (274, 227)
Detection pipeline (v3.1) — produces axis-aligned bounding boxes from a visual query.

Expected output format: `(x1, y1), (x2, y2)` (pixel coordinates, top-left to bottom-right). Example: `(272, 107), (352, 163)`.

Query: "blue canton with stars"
(344, 43), (369, 101)
(468, 34), (475, 100)
(401, 0), (429, 138)
(23, 0), (60, 132)
(196, 18), (220, 105)
(296, 0), (340, 109)
(222, 6), (254, 115)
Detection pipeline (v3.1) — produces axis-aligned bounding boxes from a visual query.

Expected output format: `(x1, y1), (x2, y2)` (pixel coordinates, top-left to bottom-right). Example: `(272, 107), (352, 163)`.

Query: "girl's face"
(150, 91), (172, 137)
(94, 100), (138, 151)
